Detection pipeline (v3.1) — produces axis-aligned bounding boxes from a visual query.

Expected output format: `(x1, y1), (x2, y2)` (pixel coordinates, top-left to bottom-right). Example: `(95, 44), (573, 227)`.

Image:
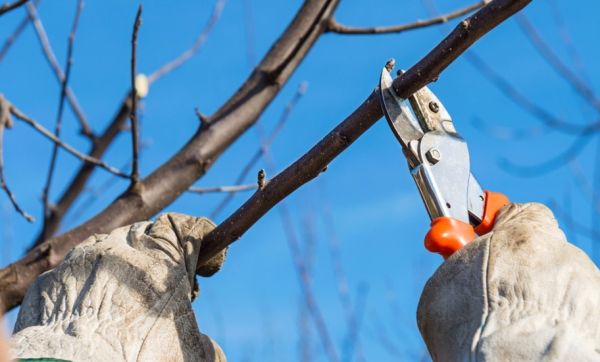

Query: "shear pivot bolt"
(429, 101), (439, 113)
(426, 148), (441, 164)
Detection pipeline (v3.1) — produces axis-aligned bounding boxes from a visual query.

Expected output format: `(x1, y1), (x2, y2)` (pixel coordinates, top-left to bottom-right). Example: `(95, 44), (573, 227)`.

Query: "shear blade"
(379, 68), (424, 150)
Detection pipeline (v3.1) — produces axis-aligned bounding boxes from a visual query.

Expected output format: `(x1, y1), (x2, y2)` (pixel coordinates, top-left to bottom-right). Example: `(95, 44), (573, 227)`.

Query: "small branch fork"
(129, 5), (143, 187)
(41, 0), (84, 239)
(327, 0), (488, 35)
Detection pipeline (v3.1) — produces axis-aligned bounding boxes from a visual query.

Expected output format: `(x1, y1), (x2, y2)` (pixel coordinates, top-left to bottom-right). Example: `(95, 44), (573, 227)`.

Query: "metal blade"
(408, 86), (456, 134)
(379, 68), (424, 150)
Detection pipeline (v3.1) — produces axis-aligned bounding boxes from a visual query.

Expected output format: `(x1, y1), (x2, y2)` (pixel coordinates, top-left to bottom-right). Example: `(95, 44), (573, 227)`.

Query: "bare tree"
(0, 0), (530, 327)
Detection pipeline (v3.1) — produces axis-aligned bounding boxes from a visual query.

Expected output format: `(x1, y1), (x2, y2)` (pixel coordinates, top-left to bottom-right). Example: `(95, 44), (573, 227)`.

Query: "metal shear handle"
(379, 65), (509, 259)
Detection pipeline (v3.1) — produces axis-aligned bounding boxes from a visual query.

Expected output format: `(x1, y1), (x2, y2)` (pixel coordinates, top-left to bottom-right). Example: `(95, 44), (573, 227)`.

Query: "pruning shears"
(379, 64), (509, 259)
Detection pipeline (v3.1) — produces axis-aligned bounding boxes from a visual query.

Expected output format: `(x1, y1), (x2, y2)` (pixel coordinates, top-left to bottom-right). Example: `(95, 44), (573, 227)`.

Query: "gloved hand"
(417, 203), (600, 361)
(9, 213), (227, 362)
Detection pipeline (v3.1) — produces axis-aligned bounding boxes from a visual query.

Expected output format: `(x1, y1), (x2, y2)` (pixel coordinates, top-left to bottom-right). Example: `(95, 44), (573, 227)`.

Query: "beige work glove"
(10, 213), (227, 362)
(417, 203), (600, 361)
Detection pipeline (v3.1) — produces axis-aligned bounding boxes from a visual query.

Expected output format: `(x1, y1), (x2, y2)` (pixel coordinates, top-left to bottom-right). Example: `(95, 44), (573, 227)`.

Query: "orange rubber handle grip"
(424, 217), (476, 259)
(474, 190), (509, 235)
(424, 191), (509, 259)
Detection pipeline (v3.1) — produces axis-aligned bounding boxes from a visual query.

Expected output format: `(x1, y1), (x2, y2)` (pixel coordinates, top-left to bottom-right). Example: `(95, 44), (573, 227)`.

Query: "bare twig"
(130, 6), (142, 186)
(25, 2), (93, 139)
(548, 0), (587, 79)
(0, 0), (529, 312)
(188, 183), (257, 194)
(515, 14), (600, 112)
(244, 87), (336, 361)
(278, 201), (339, 362)
(0, 0), (27, 16)
(327, 1), (487, 35)
(9, 104), (128, 178)
(516, 14), (600, 111)
(28, 96), (132, 249)
(64, 140), (152, 228)
(41, 0), (84, 239)
(210, 81), (308, 218)
(0, 0), (39, 63)
(298, 210), (318, 362)
(147, 0), (227, 84)
(465, 51), (597, 134)
(0, 96), (34, 222)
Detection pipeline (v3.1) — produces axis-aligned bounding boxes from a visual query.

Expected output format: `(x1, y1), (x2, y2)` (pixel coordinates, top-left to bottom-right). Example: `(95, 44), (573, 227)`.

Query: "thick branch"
(196, 0), (532, 270)
(0, 0), (340, 311)
(327, 1), (486, 35)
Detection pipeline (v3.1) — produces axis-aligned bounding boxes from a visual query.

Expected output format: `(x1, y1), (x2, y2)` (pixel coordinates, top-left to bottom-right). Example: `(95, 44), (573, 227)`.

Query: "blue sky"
(1, 0), (599, 360)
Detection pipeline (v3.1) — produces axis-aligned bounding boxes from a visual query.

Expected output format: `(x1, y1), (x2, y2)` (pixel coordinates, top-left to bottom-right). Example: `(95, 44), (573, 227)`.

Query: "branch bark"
(327, 1), (487, 35)
(0, 0), (340, 312)
(195, 0), (532, 270)
(0, 0), (27, 16)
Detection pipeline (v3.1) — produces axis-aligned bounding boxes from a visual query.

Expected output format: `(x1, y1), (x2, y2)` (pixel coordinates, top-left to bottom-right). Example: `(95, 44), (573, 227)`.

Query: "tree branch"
(196, 0), (532, 271)
(0, 0), (341, 311)
(25, 2), (93, 139)
(327, 1), (487, 35)
(129, 6), (142, 187)
(0, 96), (34, 222)
(0, 0), (38, 63)
(0, 0), (27, 16)
(515, 13), (600, 112)
(28, 96), (132, 247)
(8, 104), (128, 178)
(41, 0), (84, 240)
(147, 0), (226, 84)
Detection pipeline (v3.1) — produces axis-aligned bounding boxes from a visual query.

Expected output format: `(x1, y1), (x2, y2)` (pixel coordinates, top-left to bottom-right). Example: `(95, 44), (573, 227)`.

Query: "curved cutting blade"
(379, 68), (424, 150)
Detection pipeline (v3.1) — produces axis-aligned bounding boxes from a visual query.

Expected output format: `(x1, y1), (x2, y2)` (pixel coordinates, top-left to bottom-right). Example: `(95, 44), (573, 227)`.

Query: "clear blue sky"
(1, 0), (599, 360)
